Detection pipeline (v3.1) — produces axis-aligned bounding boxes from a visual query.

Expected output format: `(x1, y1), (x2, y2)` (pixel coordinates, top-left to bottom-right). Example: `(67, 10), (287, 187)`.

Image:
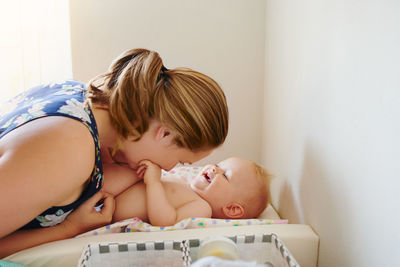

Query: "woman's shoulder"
(0, 116), (96, 205)
(0, 116), (95, 169)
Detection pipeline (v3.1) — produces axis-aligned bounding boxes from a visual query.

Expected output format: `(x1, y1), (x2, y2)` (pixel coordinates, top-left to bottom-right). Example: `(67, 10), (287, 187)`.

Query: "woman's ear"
(222, 203), (245, 219)
(155, 126), (172, 141)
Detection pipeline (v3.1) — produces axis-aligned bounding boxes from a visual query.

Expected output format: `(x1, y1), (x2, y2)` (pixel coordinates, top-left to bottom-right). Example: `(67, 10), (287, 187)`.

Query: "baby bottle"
(197, 236), (239, 260)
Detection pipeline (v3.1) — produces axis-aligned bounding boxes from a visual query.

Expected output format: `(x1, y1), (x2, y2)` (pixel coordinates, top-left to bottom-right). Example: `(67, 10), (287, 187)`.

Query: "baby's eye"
(216, 165), (228, 179)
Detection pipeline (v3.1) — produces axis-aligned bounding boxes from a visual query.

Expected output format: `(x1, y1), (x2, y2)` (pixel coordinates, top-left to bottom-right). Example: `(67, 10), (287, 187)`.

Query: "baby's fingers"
(138, 160), (152, 166)
(136, 165), (147, 179)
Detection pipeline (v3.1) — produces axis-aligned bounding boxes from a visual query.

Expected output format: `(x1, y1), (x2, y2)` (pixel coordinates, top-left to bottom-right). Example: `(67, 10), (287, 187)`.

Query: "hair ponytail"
(87, 48), (164, 139)
(87, 48), (229, 150)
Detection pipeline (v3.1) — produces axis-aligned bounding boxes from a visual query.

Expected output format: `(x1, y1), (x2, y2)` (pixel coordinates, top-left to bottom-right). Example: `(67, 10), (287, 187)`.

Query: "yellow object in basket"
(197, 236), (239, 260)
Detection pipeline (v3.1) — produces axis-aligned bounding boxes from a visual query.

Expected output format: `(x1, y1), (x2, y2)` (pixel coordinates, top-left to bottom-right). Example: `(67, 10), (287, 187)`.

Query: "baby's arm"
(139, 161), (211, 226)
(139, 160), (175, 226)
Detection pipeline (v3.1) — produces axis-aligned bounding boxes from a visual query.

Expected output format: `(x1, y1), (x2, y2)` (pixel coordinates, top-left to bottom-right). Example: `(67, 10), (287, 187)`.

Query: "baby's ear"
(222, 203), (244, 218)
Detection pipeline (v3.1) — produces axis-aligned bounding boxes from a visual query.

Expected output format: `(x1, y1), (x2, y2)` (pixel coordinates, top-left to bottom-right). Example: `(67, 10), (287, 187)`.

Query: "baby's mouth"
(203, 173), (212, 183)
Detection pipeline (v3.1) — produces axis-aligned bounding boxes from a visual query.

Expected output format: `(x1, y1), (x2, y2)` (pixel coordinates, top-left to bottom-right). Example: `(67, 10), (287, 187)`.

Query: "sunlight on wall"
(0, 0), (72, 101)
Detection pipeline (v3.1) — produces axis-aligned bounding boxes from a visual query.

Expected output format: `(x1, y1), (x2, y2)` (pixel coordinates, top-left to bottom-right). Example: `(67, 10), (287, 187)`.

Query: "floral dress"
(0, 80), (103, 229)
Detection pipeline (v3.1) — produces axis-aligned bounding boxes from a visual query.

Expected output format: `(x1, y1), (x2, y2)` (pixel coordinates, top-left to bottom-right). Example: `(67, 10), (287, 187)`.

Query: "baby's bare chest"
(162, 180), (201, 207)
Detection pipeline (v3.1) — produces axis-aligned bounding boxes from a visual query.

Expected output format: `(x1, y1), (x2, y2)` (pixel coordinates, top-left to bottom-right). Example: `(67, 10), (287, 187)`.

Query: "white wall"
(69, 0), (266, 165)
(263, 0), (400, 266)
(70, 1), (400, 265)
(0, 0), (72, 99)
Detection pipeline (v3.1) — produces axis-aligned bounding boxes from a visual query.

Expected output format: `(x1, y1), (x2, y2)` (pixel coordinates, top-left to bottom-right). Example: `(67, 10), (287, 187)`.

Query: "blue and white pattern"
(0, 80), (103, 229)
(37, 209), (74, 227)
(58, 98), (91, 123)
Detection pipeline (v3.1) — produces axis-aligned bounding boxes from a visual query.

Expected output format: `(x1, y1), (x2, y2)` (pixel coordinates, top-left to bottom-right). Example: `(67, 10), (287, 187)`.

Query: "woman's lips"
(114, 160), (139, 171)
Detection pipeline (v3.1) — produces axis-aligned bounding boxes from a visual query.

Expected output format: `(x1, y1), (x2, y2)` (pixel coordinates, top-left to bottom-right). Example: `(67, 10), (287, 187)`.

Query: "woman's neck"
(91, 106), (117, 159)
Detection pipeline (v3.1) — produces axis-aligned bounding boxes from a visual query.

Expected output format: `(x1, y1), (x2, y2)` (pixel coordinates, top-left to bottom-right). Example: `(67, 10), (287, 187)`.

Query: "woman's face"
(111, 121), (213, 171)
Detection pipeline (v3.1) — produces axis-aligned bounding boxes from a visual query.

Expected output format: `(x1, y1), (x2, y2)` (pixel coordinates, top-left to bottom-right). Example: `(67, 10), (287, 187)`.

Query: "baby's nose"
(211, 166), (224, 176)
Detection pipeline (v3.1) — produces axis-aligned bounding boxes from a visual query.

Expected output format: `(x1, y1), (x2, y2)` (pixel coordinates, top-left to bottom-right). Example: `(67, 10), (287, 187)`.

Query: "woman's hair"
(86, 48), (229, 151)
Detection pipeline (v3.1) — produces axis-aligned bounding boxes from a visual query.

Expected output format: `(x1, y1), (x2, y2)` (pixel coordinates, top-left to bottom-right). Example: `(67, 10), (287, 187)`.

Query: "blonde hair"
(241, 162), (273, 218)
(86, 48), (229, 150)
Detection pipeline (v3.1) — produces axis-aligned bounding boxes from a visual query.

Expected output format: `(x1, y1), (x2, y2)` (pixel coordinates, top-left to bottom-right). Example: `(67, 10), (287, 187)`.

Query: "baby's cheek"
(190, 177), (205, 191)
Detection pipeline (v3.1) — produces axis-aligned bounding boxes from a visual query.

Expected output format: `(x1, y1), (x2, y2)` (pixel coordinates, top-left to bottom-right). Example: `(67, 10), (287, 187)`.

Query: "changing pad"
(77, 215), (288, 237)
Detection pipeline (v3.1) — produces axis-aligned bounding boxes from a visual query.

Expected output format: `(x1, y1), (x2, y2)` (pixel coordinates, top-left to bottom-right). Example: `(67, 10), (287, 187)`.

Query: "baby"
(104, 157), (271, 227)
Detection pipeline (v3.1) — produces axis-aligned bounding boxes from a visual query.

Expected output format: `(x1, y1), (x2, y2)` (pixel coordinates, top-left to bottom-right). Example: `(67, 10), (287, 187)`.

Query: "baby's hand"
(137, 160), (162, 184)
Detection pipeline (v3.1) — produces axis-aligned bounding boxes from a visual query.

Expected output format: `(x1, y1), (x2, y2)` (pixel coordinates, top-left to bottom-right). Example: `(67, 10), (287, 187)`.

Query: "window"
(0, 0), (72, 101)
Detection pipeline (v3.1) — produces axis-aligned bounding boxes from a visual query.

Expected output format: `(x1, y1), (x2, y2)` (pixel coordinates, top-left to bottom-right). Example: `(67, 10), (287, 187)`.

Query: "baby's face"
(190, 157), (258, 211)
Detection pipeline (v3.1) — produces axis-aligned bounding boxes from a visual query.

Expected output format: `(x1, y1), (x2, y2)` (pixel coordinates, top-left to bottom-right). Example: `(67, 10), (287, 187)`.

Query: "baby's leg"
(102, 163), (142, 196)
(112, 182), (148, 223)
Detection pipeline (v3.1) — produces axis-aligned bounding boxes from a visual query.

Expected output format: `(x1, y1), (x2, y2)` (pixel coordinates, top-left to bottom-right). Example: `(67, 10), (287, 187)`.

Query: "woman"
(0, 48), (229, 257)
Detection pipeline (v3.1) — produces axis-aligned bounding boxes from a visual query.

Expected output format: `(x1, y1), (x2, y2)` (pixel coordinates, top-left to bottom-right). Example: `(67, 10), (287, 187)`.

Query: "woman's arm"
(102, 163), (142, 196)
(0, 117), (96, 238)
(0, 191), (114, 258)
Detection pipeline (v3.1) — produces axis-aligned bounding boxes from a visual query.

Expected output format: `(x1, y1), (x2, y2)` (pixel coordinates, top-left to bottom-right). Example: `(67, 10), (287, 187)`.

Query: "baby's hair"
(86, 48), (229, 151)
(242, 162), (273, 218)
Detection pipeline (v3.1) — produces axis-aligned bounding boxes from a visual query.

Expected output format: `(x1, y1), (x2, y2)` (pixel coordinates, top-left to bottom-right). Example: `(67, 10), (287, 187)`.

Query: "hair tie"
(161, 65), (168, 73)
(157, 65), (168, 83)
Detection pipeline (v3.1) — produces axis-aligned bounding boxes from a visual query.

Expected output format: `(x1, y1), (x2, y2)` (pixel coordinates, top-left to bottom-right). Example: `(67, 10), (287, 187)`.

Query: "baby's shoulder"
(162, 178), (201, 202)
(161, 177), (193, 193)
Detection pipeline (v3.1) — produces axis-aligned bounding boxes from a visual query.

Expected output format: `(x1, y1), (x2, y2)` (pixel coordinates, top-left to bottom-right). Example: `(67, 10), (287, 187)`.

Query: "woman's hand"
(136, 160), (162, 184)
(61, 191), (115, 236)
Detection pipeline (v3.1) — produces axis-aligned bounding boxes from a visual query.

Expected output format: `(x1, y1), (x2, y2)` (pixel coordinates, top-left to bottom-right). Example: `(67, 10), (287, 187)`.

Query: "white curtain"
(0, 0), (72, 101)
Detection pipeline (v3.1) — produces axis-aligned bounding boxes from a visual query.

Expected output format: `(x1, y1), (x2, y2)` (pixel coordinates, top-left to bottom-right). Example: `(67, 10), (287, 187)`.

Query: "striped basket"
(78, 233), (300, 267)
